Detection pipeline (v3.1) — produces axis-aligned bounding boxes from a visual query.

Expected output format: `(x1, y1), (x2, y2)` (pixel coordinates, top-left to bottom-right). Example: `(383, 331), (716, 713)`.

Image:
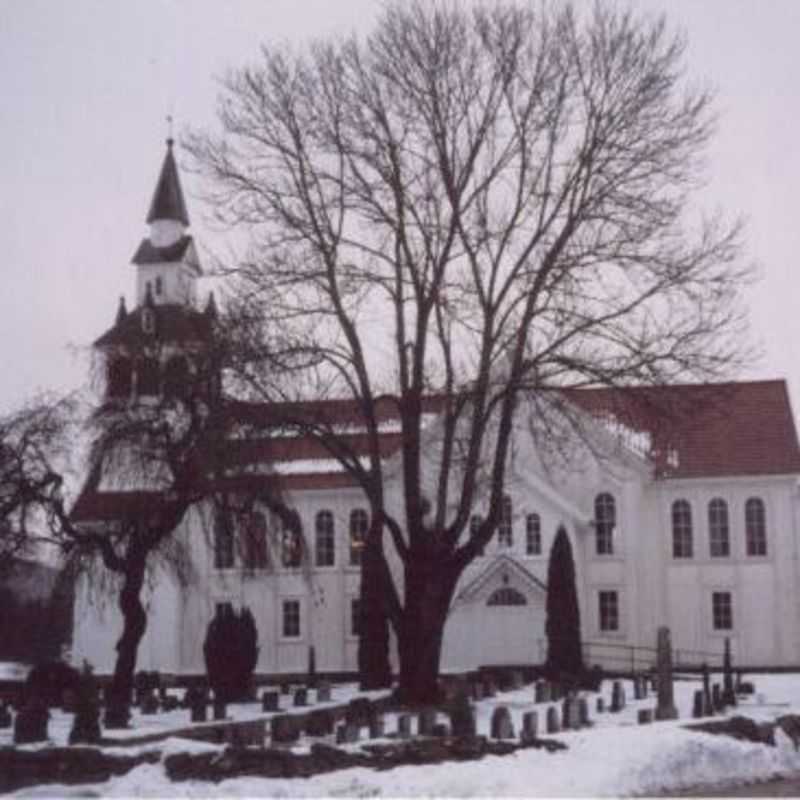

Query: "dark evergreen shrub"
(203, 605), (259, 703)
(24, 661), (82, 707)
(544, 528), (584, 679)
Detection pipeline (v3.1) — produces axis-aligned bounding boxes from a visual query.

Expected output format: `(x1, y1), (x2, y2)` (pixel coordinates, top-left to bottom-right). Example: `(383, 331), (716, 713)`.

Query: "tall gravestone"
(722, 638), (737, 707)
(654, 626), (678, 720)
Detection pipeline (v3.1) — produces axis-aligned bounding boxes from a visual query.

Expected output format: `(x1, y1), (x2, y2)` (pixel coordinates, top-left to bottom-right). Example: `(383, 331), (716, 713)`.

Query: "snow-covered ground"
(7, 674), (800, 797)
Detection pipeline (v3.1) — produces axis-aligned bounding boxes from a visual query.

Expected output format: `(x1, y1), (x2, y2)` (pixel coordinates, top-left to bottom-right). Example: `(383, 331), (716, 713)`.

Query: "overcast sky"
(1, 0), (799, 418)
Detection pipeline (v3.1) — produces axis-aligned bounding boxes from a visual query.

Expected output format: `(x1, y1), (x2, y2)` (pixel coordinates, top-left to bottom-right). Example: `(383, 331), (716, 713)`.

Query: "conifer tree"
(545, 527), (584, 678)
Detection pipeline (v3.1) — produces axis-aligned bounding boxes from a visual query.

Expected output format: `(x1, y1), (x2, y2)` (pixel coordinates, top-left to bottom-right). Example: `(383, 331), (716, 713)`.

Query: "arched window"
(315, 510), (335, 567)
(107, 357), (132, 399)
(137, 357), (160, 396)
(242, 511), (268, 570)
(498, 494), (513, 547)
(526, 513), (541, 556)
(708, 498), (730, 557)
(595, 493), (615, 555)
(349, 509), (368, 566)
(213, 508), (234, 569)
(671, 499), (693, 559)
(487, 587), (527, 606)
(281, 525), (303, 568)
(163, 356), (190, 398)
(745, 497), (767, 556)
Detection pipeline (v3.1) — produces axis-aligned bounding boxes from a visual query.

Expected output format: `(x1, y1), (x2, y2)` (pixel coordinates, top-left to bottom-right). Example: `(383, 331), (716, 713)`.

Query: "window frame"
(671, 499), (694, 559)
(280, 523), (304, 569)
(711, 591), (733, 631)
(242, 510), (269, 571)
(708, 498), (730, 558)
(349, 509), (368, 567)
(280, 598), (303, 640)
(314, 509), (336, 568)
(525, 513), (542, 556)
(497, 494), (513, 548)
(594, 493), (616, 556)
(598, 589), (620, 633)
(745, 497), (767, 557)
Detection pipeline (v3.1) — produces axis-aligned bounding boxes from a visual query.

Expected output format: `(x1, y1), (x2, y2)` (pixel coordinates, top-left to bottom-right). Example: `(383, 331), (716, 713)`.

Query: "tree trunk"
(395, 557), (458, 706)
(357, 522), (392, 689)
(108, 555), (148, 704)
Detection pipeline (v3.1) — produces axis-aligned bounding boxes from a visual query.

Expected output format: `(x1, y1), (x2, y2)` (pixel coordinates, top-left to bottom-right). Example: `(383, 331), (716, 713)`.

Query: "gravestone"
(103, 695), (130, 730)
(271, 714), (300, 743)
(0, 702), (12, 729)
(722, 638), (737, 707)
(546, 705), (560, 734)
(702, 664), (713, 715)
(654, 626), (679, 721)
(346, 697), (376, 727)
(632, 678), (643, 701)
(432, 722), (450, 737)
(369, 715), (385, 739)
(562, 695), (581, 730)
(397, 713), (412, 738)
(141, 691), (159, 715)
(213, 700), (227, 721)
(596, 697), (605, 714)
(692, 689), (705, 719)
(448, 693), (476, 737)
(161, 694), (179, 712)
(418, 708), (437, 737)
(712, 683), (723, 713)
(490, 706), (514, 739)
(190, 698), (207, 723)
(521, 711), (538, 744)
(316, 682), (332, 703)
(262, 691), (280, 712)
(638, 708), (653, 724)
(306, 708), (335, 737)
(341, 722), (360, 743)
(578, 697), (590, 727)
(293, 688), (308, 707)
(610, 681), (626, 713)
(14, 698), (49, 744)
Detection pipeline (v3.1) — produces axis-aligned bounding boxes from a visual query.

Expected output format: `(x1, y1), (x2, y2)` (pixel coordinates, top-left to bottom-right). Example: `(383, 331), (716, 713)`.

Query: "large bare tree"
(187, 1), (751, 703)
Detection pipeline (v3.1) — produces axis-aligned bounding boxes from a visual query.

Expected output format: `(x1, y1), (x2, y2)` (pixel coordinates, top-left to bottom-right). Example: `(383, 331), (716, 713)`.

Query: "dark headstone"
(654, 626), (678, 721)
(316, 682), (332, 703)
(596, 696), (605, 714)
(369, 715), (385, 739)
(271, 714), (300, 743)
(610, 681), (625, 713)
(693, 689), (706, 718)
(161, 695), (179, 712)
(638, 708), (653, 724)
(578, 697), (590, 727)
(712, 683), (723, 713)
(739, 681), (755, 695)
(262, 691), (280, 712)
(103, 701), (130, 729)
(418, 708), (437, 737)
(345, 697), (376, 727)
(562, 695), (581, 730)
(432, 722), (450, 737)
(546, 705), (560, 734)
(448, 694), (476, 738)
(306, 708), (335, 737)
(397, 713), (412, 738)
(190, 700), (207, 723)
(213, 700), (227, 721)
(293, 688), (308, 707)
(140, 691), (159, 715)
(14, 699), (49, 744)
(521, 711), (538, 743)
(490, 706), (514, 739)
(722, 638), (737, 707)
(702, 664), (713, 714)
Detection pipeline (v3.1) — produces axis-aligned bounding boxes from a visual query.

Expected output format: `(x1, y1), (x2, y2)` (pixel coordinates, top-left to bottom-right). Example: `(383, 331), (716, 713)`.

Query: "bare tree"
(187, 0), (751, 703)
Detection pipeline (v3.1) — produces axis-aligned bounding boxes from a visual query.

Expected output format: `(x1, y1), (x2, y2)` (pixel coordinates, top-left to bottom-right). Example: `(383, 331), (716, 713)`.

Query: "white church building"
(71, 141), (800, 679)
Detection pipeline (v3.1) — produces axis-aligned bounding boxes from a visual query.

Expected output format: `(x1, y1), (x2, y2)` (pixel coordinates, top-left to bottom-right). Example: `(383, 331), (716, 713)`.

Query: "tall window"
(315, 510), (335, 567)
(213, 509), (234, 569)
(282, 600), (301, 638)
(745, 497), (767, 556)
(526, 513), (541, 556)
(281, 524), (303, 569)
(595, 493), (616, 555)
(498, 494), (513, 547)
(708, 498), (730, 557)
(349, 509), (368, 566)
(242, 511), (268, 569)
(671, 500), (693, 559)
(712, 591), (733, 631)
(598, 590), (619, 632)
(350, 598), (361, 637)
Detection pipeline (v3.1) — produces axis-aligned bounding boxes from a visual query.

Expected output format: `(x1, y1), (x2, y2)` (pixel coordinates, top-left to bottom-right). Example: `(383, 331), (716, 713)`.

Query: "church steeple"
(131, 137), (201, 308)
(146, 138), (189, 228)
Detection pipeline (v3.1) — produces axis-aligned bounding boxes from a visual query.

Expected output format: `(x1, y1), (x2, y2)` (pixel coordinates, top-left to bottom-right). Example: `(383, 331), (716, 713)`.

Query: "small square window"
(282, 599), (301, 638)
(599, 590), (619, 632)
(712, 592), (733, 631)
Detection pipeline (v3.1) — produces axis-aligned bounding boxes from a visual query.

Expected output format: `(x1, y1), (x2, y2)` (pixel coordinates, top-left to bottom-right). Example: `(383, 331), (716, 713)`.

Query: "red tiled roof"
(94, 304), (213, 348)
(569, 380), (800, 479)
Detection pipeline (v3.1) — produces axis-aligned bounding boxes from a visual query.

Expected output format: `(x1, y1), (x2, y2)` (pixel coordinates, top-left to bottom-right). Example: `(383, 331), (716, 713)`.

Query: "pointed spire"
(115, 295), (127, 325)
(146, 138), (189, 226)
(205, 290), (218, 319)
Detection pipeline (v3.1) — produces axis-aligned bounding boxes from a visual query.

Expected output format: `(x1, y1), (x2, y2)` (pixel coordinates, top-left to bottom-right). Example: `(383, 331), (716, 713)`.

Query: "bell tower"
(131, 138), (201, 308)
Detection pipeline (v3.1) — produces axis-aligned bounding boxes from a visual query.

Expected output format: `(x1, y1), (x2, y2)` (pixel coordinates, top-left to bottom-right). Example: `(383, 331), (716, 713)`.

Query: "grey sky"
(1, 1), (799, 417)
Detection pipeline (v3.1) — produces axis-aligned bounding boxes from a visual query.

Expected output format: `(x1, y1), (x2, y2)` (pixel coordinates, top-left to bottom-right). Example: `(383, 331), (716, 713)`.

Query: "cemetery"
(4, 634), (800, 796)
